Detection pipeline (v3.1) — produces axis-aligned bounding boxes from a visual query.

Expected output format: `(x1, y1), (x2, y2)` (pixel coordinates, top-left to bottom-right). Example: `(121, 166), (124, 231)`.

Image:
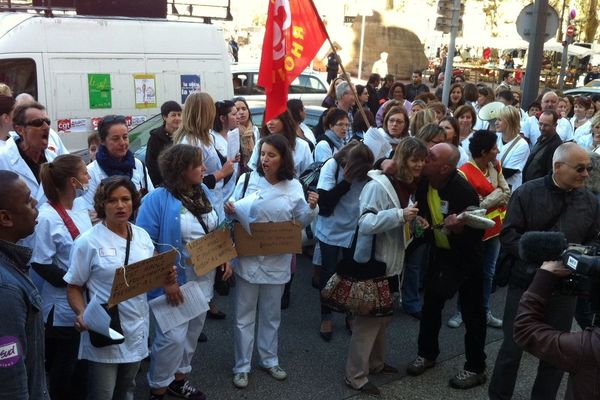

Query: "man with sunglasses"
(489, 142), (600, 400)
(0, 102), (57, 203)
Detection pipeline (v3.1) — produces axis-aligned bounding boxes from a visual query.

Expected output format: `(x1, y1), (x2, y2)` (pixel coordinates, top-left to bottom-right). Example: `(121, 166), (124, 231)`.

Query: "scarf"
(325, 129), (345, 149)
(172, 185), (213, 222)
(95, 145), (136, 178)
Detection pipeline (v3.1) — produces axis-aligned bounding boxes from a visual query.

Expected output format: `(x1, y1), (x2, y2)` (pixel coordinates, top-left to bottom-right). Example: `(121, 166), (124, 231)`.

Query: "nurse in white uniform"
(81, 115), (154, 214)
(32, 154), (93, 400)
(65, 176), (164, 400)
(174, 92), (236, 222)
(494, 106), (530, 190)
(137, 144), (233, 400)
(211, 100), (240, 203)
(248, 110), (313, 175)
(225, 135), (319, 389)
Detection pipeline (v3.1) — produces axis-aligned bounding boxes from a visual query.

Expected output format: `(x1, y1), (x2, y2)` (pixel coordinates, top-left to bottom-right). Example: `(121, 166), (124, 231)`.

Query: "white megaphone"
(478, 101), (505, 121)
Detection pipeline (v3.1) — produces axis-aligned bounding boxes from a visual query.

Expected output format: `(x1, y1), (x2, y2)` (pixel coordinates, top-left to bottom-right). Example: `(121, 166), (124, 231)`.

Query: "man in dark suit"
(522, 110), (562, 183)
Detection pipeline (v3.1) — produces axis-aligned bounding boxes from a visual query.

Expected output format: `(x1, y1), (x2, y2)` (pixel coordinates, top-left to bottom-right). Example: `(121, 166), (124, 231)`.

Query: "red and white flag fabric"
(258, 0), (328, 122)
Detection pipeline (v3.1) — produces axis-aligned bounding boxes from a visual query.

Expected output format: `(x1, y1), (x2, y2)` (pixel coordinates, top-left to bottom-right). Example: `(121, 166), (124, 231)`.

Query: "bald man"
(489, 143), (600, 400)
(406, 143), (487, 389)
(0, 171), (47, 400)
(521, 91), (574, 146)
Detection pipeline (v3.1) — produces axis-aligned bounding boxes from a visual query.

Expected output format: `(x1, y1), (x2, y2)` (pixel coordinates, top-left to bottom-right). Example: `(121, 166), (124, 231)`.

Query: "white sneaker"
(233, 372), (248, 388)
(263, 365), (287, 380)
(447, 312), (463, 328)
(487, 311), (502, 328)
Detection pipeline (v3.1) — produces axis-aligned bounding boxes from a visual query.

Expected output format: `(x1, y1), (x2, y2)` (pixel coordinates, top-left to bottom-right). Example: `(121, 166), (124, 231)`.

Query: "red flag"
(258, 0), (328, 122)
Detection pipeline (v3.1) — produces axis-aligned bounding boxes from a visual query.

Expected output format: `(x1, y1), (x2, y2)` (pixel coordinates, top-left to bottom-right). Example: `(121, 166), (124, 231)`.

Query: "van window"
(233, 72), (264, 96)
(289, 75), (327, 94)
(0, 59), (37, 99)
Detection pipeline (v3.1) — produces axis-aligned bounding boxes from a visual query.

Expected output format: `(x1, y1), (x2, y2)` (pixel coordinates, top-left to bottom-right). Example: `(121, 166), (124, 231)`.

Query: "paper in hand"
(233, 191), (261, 234)
(83, 295), (124, 340)
(364, 127), (391, 161)
(227, 130), (240, 161)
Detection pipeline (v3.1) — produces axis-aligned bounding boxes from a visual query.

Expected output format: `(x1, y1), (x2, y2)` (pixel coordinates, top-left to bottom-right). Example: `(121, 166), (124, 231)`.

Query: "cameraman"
(514, 260), (600, 400)
(489, 143), (600, 400)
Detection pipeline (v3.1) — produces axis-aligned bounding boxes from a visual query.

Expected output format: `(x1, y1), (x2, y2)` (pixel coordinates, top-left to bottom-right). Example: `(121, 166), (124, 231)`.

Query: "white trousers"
(147, 309), (207, 388)
(233, 276), (285, 373)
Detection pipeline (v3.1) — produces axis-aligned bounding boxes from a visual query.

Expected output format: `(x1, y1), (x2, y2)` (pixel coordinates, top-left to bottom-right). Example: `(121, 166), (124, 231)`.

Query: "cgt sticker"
(0, 336), (21, 368)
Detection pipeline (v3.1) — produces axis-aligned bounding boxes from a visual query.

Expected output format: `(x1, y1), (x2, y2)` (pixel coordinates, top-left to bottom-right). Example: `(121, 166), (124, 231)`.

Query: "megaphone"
(478, 101), (505, 121)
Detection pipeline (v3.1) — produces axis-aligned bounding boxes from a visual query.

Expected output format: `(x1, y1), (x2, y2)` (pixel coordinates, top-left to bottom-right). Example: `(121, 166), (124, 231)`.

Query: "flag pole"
(309, 0), (373, 128)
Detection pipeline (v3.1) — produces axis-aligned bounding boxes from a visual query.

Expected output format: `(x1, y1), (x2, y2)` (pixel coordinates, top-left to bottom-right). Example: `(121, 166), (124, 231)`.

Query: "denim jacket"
(0, 240), (49, 400)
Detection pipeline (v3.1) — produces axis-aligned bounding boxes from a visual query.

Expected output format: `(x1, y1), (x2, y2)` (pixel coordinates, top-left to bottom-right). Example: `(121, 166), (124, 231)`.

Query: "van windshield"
(0, 59), (37, 98)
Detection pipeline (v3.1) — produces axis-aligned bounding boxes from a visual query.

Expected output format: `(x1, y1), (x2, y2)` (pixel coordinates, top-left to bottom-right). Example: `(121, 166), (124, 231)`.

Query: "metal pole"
(358, 14), (366, 81)
(441, 0), (460, 106)
(558, 38), (569, 91)
(521, 0), (549, 112)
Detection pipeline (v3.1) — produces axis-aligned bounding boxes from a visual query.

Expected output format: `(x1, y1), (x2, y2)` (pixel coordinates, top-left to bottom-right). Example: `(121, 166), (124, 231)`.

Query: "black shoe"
(345, 378), (380, 396)
(197, 332), (208, 343)
(408, 311), (422, 320)
(371, 363), (399, 375)
(207, 310), (226, 320)
(449, 369), (487, 389)
(168, 380), (206, 400)
(406, 356), (435, 376)
(319, 330), (332, 342)
(311, 275), (320, 289)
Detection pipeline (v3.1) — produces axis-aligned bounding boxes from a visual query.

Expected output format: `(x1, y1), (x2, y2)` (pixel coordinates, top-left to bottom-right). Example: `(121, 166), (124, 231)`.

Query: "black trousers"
(45, 309), (87, 400)
(488, 284), (576, 400)
(417, 249), (487, 373)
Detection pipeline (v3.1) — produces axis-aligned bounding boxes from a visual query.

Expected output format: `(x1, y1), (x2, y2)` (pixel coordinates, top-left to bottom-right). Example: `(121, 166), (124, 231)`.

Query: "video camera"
(520, 232), (600, 316)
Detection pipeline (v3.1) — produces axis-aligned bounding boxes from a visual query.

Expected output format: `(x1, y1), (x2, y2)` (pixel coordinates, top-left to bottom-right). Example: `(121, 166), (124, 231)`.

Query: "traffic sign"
(566, 25), (575, 37)
(516, 3), (559, 43)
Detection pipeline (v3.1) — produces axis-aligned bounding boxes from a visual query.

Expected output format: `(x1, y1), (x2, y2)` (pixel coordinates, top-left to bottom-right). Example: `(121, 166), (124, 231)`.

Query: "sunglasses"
(100, 175), (132, 186)
(25, 118), (51, 128)
(98, 115), (126, 132)
(561, 162), (593, 173)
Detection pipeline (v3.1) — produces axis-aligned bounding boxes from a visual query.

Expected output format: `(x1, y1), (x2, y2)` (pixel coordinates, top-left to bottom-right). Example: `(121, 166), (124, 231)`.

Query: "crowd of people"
(1, 65), (600, 400)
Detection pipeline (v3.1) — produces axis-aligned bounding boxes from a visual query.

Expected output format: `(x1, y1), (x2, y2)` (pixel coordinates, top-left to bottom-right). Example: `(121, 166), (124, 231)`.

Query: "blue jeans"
(457, 237), (501, 313)
(87, 361), (140, 400)
(401, 243), (429, 314)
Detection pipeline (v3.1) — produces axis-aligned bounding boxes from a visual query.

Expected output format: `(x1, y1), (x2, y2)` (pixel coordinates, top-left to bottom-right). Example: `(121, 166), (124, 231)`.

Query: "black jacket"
(145, 125), (173, 186)
(501, 174), (600, 289)
(522, 133), (562, 183)
(414, 170), (484, 270)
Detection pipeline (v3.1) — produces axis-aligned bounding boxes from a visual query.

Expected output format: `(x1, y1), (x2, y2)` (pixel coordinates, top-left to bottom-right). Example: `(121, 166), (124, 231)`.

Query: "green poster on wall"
(88, 74), (112, 109)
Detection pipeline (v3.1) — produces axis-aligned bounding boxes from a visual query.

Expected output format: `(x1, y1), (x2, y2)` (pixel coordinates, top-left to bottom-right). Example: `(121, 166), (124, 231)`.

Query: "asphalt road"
(133, 254), (535, 400)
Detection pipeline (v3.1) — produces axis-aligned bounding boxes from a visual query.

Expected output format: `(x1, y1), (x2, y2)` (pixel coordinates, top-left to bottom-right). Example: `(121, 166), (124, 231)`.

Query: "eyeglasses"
(25, 118), (51, 128)
(388, 118), (405, 125)
(560, 162), (593, 173)
(334, 123), (350, 129)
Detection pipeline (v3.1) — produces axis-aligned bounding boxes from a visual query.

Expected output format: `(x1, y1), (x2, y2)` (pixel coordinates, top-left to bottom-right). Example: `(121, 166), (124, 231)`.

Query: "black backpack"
(298, 136), (336, 196)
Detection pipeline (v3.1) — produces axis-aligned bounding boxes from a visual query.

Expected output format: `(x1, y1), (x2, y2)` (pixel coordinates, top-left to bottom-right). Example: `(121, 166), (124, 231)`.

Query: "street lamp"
(357, 6), (373, 81)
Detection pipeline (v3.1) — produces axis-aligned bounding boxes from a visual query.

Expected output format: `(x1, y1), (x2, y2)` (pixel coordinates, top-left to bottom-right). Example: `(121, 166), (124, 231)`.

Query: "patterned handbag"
(321, 230), (394, 317)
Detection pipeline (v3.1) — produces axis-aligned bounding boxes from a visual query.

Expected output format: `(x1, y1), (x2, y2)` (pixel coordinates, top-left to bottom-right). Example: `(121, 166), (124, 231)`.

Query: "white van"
(0, 13), (233, 151)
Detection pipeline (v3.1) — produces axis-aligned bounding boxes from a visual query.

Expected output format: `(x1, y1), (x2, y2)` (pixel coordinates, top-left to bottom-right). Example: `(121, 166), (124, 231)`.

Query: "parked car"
(564, 79), (600, 97)
(231, 64), (328, 106)
(128, 101), (326, 161)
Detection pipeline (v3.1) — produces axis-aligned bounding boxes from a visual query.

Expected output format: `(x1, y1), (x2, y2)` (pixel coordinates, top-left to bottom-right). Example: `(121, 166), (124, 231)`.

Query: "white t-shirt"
(64, 223), (155, 363)
(496, 133), (530, 190)
(31, 203), (92, 326)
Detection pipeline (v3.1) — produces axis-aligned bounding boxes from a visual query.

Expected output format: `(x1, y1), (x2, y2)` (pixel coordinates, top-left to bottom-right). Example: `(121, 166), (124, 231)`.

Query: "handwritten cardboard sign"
(108, 250), (177, 308)
(186, 228), (237, 276)
(233, 221), (302, 257)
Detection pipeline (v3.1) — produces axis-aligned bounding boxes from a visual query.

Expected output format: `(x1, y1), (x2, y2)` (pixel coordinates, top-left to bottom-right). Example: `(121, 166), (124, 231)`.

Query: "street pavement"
(134, 254), (566, 400)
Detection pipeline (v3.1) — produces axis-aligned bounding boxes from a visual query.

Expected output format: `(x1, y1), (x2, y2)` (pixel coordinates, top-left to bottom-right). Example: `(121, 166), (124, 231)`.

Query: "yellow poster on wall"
(133, 74), (157, 109)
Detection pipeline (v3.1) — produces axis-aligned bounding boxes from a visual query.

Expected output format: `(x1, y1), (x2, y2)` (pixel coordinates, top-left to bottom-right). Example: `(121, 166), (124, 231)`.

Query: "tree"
(578, 0), (599, 42)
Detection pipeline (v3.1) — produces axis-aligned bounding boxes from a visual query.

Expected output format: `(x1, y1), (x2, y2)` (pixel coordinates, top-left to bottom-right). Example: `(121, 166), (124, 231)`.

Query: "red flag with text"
(258, 0), (328, 122)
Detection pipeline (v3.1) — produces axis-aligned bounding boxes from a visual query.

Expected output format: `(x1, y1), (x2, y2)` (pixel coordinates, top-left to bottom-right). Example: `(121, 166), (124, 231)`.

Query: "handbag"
(88, 224), (131, 348)
(321, 227), (393, 317)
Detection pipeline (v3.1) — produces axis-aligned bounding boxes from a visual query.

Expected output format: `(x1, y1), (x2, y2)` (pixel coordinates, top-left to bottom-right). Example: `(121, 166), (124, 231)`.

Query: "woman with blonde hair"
(409, 109), (436, 136)
(494, 106), (529, 189)
(174, 92), (236, 220)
